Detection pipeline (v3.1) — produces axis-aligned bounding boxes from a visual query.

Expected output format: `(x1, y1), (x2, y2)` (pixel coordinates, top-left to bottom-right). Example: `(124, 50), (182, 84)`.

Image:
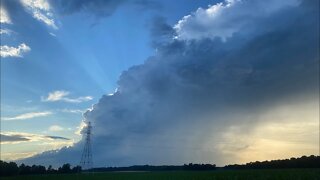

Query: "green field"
(2, 169), (320, 180)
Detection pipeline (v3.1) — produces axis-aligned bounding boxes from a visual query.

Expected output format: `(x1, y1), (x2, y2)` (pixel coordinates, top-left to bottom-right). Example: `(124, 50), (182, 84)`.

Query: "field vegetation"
(2, 169), (320, 180)
(1, 156), (319, 179)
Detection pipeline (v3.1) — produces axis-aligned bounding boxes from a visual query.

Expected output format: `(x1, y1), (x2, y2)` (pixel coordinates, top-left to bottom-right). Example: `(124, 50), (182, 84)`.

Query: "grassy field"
(2, 169), (320, 180)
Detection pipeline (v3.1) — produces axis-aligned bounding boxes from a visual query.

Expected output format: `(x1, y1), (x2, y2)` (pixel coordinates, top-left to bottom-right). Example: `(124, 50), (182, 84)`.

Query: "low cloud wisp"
(42, 90), (93, 103)
(0, 132), (70, 144)
(2, 111), (52, 121)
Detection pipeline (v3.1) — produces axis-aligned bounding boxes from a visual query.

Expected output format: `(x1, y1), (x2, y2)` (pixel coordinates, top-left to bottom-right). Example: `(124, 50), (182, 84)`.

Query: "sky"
(0, 0), (319, 167)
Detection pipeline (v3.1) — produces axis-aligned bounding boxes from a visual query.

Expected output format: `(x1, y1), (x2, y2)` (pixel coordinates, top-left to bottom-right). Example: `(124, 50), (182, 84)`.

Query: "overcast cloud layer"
(21, 0), (319, 167)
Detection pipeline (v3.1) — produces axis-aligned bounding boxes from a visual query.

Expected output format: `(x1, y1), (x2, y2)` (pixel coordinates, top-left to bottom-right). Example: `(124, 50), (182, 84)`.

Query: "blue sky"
(1, 0), (319, 167)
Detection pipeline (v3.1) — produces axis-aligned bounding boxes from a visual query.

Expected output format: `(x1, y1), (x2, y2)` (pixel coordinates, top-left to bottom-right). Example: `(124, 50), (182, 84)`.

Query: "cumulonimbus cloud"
(2, 111), (52, 121)
(21, 0), (319, 167)
(0, 43), (31, 58)
(41, 90), (93, 103)
(174, 0), (300, 41)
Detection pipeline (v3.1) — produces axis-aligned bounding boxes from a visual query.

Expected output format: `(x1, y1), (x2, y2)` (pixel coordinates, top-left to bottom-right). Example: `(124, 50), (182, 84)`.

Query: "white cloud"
(61, 109), (84, 114)
(2, 111), (52, 121)
(20, 0), (58, 29)
(0, 6), (12, 24)
(174, 0), (300, 41)
(42, 90), (93, 103)
(0, 28), (13, 35)
(75, 120), (87, 135)
(43, 90), (69, 101)
(49, 125), (64, 132)
(63, 96), (93, 103)
(49, 32), (56, 37)
(0, 43), (31, 58)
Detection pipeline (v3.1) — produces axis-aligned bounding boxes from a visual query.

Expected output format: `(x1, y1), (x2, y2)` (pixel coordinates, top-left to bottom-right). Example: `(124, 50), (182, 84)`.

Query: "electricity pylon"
(80, 121), (93, 170)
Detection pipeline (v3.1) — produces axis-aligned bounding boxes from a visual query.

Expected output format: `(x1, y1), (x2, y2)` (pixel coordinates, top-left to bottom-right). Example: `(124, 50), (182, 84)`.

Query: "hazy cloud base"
(1, 132), (70, 144)
(21, 0), (319, 167)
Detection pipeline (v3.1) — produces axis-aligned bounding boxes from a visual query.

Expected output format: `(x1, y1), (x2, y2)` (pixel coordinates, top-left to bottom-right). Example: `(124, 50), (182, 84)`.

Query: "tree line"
(0, 161), (81, 176)
(93, 163), (217, 172)
(1, 155), (319, 176)
(225, 155), (320, 169)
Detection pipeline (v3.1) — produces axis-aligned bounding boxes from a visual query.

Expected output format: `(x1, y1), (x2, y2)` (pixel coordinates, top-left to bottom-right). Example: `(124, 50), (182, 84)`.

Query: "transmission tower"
(80, 121), (93, 170)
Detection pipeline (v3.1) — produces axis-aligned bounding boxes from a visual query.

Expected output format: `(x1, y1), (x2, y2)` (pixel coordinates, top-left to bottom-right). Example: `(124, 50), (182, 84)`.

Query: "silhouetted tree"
(19, 163), (31, 175)
(58, 163), (71, 174)
(72, 165), (82, 173)
(0, 161), (83, 176)
(225, 155), (320, 169)
(47, 165), (57, 174)
(30, 164), (46, 174)
(0, 161), (19, 176)
(1, 155), (319, 176)
(183, 163), (216, 170)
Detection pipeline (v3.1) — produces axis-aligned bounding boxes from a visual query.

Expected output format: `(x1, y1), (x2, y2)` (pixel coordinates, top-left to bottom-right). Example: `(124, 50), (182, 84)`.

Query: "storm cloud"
(21, 0), (319, 167)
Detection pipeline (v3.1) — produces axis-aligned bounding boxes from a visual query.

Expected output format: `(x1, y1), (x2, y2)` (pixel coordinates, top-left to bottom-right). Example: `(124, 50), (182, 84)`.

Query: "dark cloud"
(45, 136), (70, 140)
(149, 17), (174, 37)
(148, 16), (176, 47)
(1, 134), (30, 142)
(21, 0), (319, 167)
